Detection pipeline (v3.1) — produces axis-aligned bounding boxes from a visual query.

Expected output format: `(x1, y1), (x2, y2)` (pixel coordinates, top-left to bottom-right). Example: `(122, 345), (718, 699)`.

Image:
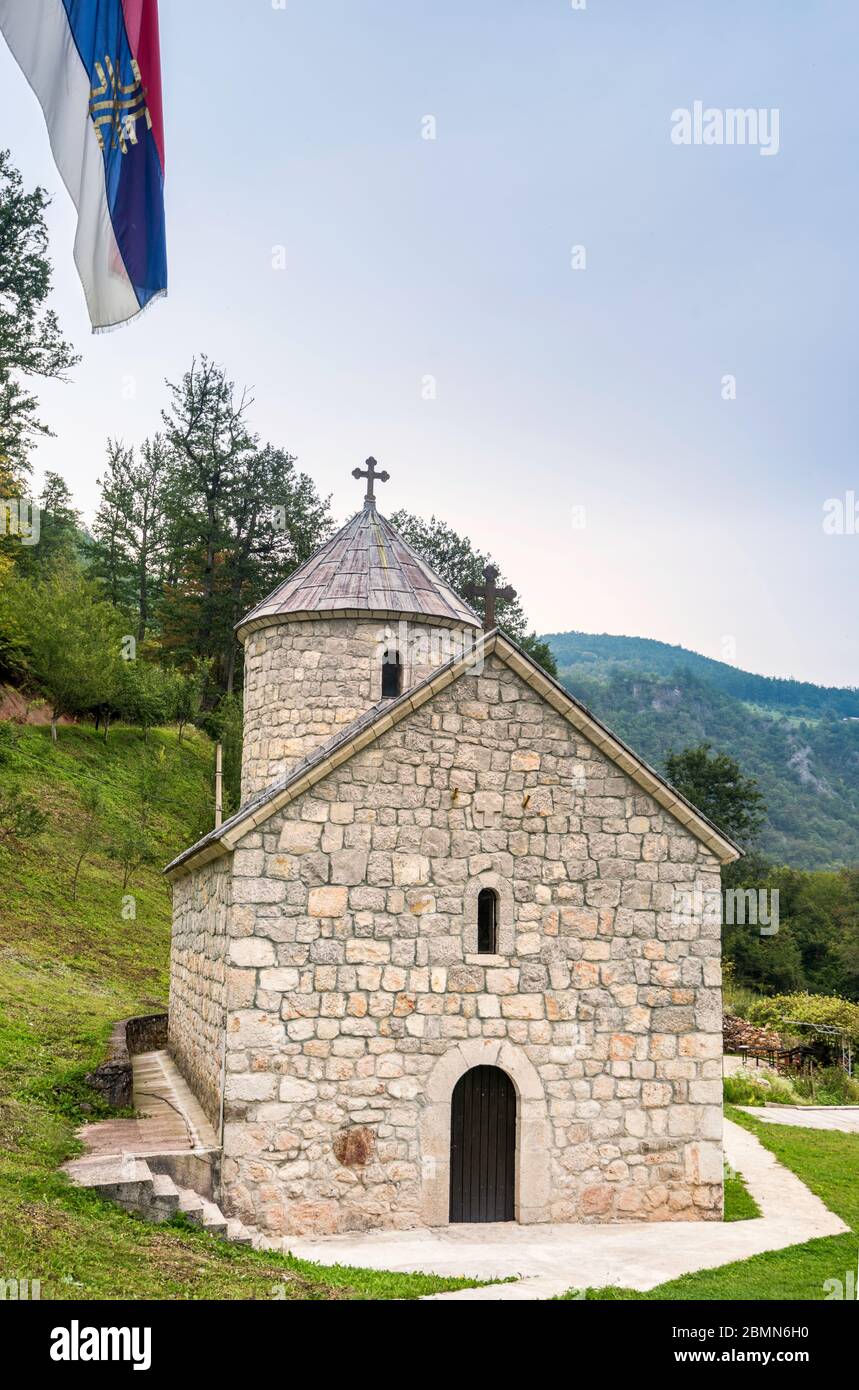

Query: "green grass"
(724, 1164), (761, 1222)
(0, 721), (482, 1300)
(558, 1107), (859, 1300)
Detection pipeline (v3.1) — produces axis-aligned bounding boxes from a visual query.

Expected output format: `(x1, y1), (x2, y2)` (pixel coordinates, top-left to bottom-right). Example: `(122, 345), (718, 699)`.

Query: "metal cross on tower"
(352, 456), (390, 508)
(464, 564), (517, 631)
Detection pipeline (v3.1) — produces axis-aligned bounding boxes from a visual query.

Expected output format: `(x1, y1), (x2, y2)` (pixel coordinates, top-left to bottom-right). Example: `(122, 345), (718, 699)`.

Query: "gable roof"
(165, 631), (742, 880)
(236, 505), (481, 641)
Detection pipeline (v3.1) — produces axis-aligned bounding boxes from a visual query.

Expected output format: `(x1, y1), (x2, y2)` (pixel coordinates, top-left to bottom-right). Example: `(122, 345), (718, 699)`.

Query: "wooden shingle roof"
(236, 506), (481, 640)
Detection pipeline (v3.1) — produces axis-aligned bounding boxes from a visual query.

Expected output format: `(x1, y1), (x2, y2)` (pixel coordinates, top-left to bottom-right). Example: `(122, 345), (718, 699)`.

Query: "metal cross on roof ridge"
(352, 456), (390, 508)
(464, 563), (517, 630)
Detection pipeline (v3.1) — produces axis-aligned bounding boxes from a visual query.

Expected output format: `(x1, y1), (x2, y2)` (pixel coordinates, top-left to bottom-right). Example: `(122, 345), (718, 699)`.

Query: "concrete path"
(279, 1120), (847, 1301)
(737, 1105), (859, 1135)
(76, 1049), (218, 1159)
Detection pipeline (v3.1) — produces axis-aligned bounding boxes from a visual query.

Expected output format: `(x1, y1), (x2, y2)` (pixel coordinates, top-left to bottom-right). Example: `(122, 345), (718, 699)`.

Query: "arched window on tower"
(477, 888), (498, 954)
(381, 649), (402, 699)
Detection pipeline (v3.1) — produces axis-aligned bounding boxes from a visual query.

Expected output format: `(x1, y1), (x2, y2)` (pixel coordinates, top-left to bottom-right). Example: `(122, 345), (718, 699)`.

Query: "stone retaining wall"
(85, 1013), (169, 1110)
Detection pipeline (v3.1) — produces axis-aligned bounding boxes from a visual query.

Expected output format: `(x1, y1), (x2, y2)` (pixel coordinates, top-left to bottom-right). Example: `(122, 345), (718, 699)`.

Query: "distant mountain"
(543, 631), (859, 871)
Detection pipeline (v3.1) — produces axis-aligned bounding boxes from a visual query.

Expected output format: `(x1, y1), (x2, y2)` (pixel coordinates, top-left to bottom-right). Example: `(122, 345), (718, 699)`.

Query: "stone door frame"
(419, 1038), (551, 1226)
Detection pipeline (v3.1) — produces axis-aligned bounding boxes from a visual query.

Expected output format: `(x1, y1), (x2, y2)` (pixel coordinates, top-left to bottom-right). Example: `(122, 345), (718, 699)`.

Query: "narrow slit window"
(381, 650), (402, 699)
(477, 888), (498, 954)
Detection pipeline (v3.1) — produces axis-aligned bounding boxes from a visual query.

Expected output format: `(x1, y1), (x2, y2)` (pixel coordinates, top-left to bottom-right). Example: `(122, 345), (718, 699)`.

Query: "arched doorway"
(449, 1066), (516, 1222)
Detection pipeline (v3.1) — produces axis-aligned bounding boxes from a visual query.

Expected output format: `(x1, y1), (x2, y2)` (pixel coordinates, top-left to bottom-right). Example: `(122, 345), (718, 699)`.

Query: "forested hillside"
(545, 632), (859, 871)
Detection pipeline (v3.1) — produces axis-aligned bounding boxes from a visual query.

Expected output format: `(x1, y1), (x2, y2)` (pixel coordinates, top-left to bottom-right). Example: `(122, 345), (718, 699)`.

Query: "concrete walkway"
(75, 1049), (218, 1159)
(279, 1120), (847, 1300)
(737, 1105), (859, 1135)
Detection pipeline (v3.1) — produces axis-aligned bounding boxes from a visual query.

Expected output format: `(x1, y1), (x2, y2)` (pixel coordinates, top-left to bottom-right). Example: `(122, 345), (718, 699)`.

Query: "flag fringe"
(91, 288), (168, 335)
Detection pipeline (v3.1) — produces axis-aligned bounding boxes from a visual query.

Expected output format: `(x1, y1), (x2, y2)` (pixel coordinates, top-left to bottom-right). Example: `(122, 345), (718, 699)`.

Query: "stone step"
(63, 1155), (155, 1213)
(197, 1198), (229, 1237)
(65, 1154), (152, 1187)
(177, 1187), (204, 1221)
(176, 1188), (229, 1237)
(149, 1172), (180, 1220)
(66, 1158), (251, 1249)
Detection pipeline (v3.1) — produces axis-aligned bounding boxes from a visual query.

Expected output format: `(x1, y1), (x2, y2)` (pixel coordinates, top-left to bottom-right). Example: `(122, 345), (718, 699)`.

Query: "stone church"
(165, 463), (739, 1237)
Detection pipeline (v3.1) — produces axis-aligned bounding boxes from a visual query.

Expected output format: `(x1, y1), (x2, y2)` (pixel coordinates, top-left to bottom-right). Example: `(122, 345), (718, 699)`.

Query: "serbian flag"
(0, 1), (167, 331)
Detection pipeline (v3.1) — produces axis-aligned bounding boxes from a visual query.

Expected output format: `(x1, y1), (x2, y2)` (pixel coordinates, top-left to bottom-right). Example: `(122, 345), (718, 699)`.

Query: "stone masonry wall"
(240, 617), (478, 800)
(218, 653), (724, 1236)
(168, 858), (230, 1130)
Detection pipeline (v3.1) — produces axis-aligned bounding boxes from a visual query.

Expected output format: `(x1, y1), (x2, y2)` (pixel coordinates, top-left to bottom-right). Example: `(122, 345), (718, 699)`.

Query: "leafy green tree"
(91, 437), (168, 638)
(170, 661), (208, 742)
(4, 564), (124, 738)
(12, 471), (82, 577)
(217, 444), (332, 693)
(835, 867), (859, 996)
(157, 357), (332, 689)
(664, 742), (766, 847)
(0, 784), (46, 850)
(388, 511), (556, 675)
(0, 149), (79, 488)
(158, 355), (256, 667)
(110, 817), (159, 892)
(726, 918), (805, 995)
(115, 659), (174, 741)
(0, 550), (28, 679)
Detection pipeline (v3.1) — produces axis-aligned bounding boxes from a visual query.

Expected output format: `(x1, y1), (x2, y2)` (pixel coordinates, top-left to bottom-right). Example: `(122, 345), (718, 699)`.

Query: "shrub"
(747, 992), (859, 1048)
(792, 1066), (859, 1106)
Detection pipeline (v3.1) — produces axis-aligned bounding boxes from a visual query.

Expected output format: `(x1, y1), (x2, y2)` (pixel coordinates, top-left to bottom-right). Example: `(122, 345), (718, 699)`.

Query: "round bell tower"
(236, 461), (481, 801)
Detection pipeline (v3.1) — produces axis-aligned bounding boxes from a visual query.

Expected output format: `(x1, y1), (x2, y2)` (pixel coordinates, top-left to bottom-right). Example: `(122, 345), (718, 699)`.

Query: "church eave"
(236, 605), (480, 643)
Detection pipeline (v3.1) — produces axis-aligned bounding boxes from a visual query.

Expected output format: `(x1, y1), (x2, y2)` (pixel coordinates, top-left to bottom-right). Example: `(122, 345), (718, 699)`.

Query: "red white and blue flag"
(0, 0), (167, 331)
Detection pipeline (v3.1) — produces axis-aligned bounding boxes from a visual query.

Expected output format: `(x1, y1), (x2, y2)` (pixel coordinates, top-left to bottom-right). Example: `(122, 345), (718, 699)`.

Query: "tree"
(388, 510), (557, 675)
(835, 867), (859, 996)
(91, 436), (168, 638)
(115, 659), (174, 741)
(4, 564), (123, 738)
(159, 355), (257, 666)
(0, 149), (79, 486)
(664, 742), (766, 847)
(0, 550), (28, 679)
(11, 470), (82, 577)
(157, 357), (332, 688)
(217, 444), (333, 692)
(170, 662), (208, 742)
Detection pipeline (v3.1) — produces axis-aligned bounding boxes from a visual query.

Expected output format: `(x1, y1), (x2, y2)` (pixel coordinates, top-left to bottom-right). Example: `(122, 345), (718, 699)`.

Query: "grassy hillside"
(544, 632), (859, 870)
(0, 723), (475, 1300)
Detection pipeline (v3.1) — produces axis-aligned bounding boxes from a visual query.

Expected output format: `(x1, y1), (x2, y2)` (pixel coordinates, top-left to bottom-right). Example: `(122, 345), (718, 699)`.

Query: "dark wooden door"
(449, 1066), (516, 1222)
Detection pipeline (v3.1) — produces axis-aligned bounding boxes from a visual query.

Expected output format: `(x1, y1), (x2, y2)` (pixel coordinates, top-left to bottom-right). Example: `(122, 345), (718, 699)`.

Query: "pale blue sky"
(2, 1), (857, 684)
